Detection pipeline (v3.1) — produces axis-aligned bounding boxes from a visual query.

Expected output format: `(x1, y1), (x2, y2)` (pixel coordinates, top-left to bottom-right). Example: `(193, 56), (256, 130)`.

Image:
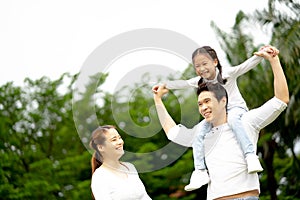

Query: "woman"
(90, 125), (151, 200)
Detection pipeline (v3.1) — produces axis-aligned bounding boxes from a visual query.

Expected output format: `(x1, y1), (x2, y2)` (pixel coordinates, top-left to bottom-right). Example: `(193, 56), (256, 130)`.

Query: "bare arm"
(254, 47), (289, 103)
(152, 85), (177, 135)
(270, 56), (289, 103)
(242, 47), (289, 144)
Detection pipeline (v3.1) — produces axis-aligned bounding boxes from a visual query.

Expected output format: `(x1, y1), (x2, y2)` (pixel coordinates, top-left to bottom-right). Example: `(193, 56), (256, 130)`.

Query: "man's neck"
(212, 114), (227, 127)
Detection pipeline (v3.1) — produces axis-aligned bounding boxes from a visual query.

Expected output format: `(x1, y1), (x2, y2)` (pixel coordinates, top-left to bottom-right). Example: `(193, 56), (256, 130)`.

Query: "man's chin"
(204, 117), (212, 122)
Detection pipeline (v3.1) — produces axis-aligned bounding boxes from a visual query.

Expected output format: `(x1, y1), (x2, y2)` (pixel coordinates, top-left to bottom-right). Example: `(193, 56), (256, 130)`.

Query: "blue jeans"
(230, 196), (259, 200)
(227, 107), (255, 156)
(192, 107), (255, 170)
(192, 119), (211, 169)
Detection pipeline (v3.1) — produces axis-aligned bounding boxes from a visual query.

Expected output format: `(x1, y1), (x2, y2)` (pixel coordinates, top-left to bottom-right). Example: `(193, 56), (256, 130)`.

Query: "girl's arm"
(226, 55), (263, 78)
(226, 45), (279, 78)
(165, 76), (200, 89)
(152, 76), (200, 93)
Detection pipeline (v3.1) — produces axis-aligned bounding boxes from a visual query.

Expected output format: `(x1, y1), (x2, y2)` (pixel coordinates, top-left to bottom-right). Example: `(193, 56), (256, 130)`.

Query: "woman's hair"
(192, 46), (227, 85)
(89, 125), (116, 174)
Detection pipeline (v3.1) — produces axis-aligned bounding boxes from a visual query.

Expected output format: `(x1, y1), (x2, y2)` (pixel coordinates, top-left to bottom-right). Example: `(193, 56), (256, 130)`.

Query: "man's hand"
(255, 45), (279, 58)
(152, 84), (169, 98)
(152, 84), (177, 134)
(254, 45), (279, 60)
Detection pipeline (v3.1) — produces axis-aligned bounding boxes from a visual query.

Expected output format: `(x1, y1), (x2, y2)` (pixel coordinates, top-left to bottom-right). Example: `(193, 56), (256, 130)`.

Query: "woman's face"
(193, 53), (218, 80)
(101, 128), (124, 158)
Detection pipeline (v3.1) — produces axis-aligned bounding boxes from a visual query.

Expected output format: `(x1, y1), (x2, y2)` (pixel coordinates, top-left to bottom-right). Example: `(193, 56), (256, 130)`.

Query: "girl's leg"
(192, 119), (211, 170)
(228, 107), (263, 173)
(185, 120), (211, 191)
(227, 107), (255, 156)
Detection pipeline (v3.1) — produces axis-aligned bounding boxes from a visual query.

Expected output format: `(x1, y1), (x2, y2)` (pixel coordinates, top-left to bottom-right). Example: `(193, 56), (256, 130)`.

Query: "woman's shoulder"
(121, 162), (138, 173)
(91, 167), (111, 187)
(121, 161), (136, 168)
(93, 166), (106, 177)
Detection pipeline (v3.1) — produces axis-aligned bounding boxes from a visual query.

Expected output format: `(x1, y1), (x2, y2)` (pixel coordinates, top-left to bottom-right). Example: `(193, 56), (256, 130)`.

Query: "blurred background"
(1, 0), (299, 199)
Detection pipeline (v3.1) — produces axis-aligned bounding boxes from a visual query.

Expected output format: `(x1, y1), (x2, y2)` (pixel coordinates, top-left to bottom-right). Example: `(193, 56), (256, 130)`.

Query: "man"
(153, 47), (289, 199)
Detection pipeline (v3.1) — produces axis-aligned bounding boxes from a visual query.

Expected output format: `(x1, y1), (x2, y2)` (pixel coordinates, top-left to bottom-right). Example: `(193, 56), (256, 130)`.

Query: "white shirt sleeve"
(225, 55), (263, 79)
(242, 97), (287, 147)
(165, 76), (200, 89)
(167, 124), (199, 147)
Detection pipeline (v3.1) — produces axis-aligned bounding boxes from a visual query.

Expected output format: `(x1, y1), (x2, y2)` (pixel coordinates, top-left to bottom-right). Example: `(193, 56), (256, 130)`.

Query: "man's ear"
(221, 96), (227, 107)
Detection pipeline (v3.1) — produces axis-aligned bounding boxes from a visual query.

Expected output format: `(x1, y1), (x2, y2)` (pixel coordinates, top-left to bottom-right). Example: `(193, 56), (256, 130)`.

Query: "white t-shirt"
(91, 162), (151, 200)
(166, 55), (263, 110)
(167, 97), (287, 199)
(204, 124), (259, 199)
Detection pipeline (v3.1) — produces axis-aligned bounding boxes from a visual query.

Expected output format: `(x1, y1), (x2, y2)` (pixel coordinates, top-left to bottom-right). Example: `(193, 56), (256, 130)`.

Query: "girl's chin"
(202, 75), (213, 79)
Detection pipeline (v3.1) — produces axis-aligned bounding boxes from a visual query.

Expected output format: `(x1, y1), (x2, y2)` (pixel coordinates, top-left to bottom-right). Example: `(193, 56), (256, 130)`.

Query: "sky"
(2, 1), (299, 156)
(0, 0), (270, 88)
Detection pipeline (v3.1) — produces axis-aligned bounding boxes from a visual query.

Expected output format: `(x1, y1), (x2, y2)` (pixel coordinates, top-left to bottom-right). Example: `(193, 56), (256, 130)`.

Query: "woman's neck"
(101, 160), (128, 179)
(102, 159), (122, 170)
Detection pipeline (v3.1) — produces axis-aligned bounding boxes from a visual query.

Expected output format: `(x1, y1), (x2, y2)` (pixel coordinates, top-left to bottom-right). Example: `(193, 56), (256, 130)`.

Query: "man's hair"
(197, 82), (228, 109)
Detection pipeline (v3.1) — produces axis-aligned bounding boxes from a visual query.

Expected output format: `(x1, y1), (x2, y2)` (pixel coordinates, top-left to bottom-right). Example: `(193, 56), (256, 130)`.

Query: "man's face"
(198, 91), (226, 126)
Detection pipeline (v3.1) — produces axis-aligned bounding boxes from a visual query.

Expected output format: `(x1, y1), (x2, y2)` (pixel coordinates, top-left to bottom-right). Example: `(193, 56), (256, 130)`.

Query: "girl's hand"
(258, 45), (279, 57)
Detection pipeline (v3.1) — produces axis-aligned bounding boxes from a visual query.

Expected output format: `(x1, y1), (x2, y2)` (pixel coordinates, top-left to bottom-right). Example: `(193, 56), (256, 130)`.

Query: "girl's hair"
(192, 46), (227, 85)
(89, 125), (116, 174)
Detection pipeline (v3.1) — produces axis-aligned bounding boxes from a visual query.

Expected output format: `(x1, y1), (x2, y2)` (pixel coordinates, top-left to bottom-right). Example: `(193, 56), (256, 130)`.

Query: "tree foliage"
(211, 0), (300, 199)
(1, 1), (299, 199)
(0, 74), (91, 199)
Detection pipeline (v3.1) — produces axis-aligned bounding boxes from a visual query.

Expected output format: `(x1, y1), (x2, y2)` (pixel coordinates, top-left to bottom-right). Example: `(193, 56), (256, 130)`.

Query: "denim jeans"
(192, 119), (211, 169)
(227, 107), (255, 156)
(230, 196), (259, 200)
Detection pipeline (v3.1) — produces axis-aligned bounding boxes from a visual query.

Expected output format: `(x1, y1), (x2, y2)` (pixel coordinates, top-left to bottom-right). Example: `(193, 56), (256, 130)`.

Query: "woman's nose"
(118, 138), (124, 144)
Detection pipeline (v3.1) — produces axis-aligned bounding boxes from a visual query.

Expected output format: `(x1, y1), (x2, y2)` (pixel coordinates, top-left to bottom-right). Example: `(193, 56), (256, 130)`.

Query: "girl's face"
(193, 53), (218, 80)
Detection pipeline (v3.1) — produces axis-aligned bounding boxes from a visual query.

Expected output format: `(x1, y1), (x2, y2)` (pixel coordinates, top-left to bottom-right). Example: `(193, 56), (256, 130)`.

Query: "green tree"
(211, 0), (300, 199)
(0, 74), (92, 199)
(1, 2), (299, 199)
(251, 1), (300, 199)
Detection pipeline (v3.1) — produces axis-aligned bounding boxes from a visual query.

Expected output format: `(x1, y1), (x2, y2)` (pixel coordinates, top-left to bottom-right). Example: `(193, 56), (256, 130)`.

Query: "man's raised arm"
(270, 56), (289, 104)
(254, 46), (289, 104)
(152, 85), (177, 135)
